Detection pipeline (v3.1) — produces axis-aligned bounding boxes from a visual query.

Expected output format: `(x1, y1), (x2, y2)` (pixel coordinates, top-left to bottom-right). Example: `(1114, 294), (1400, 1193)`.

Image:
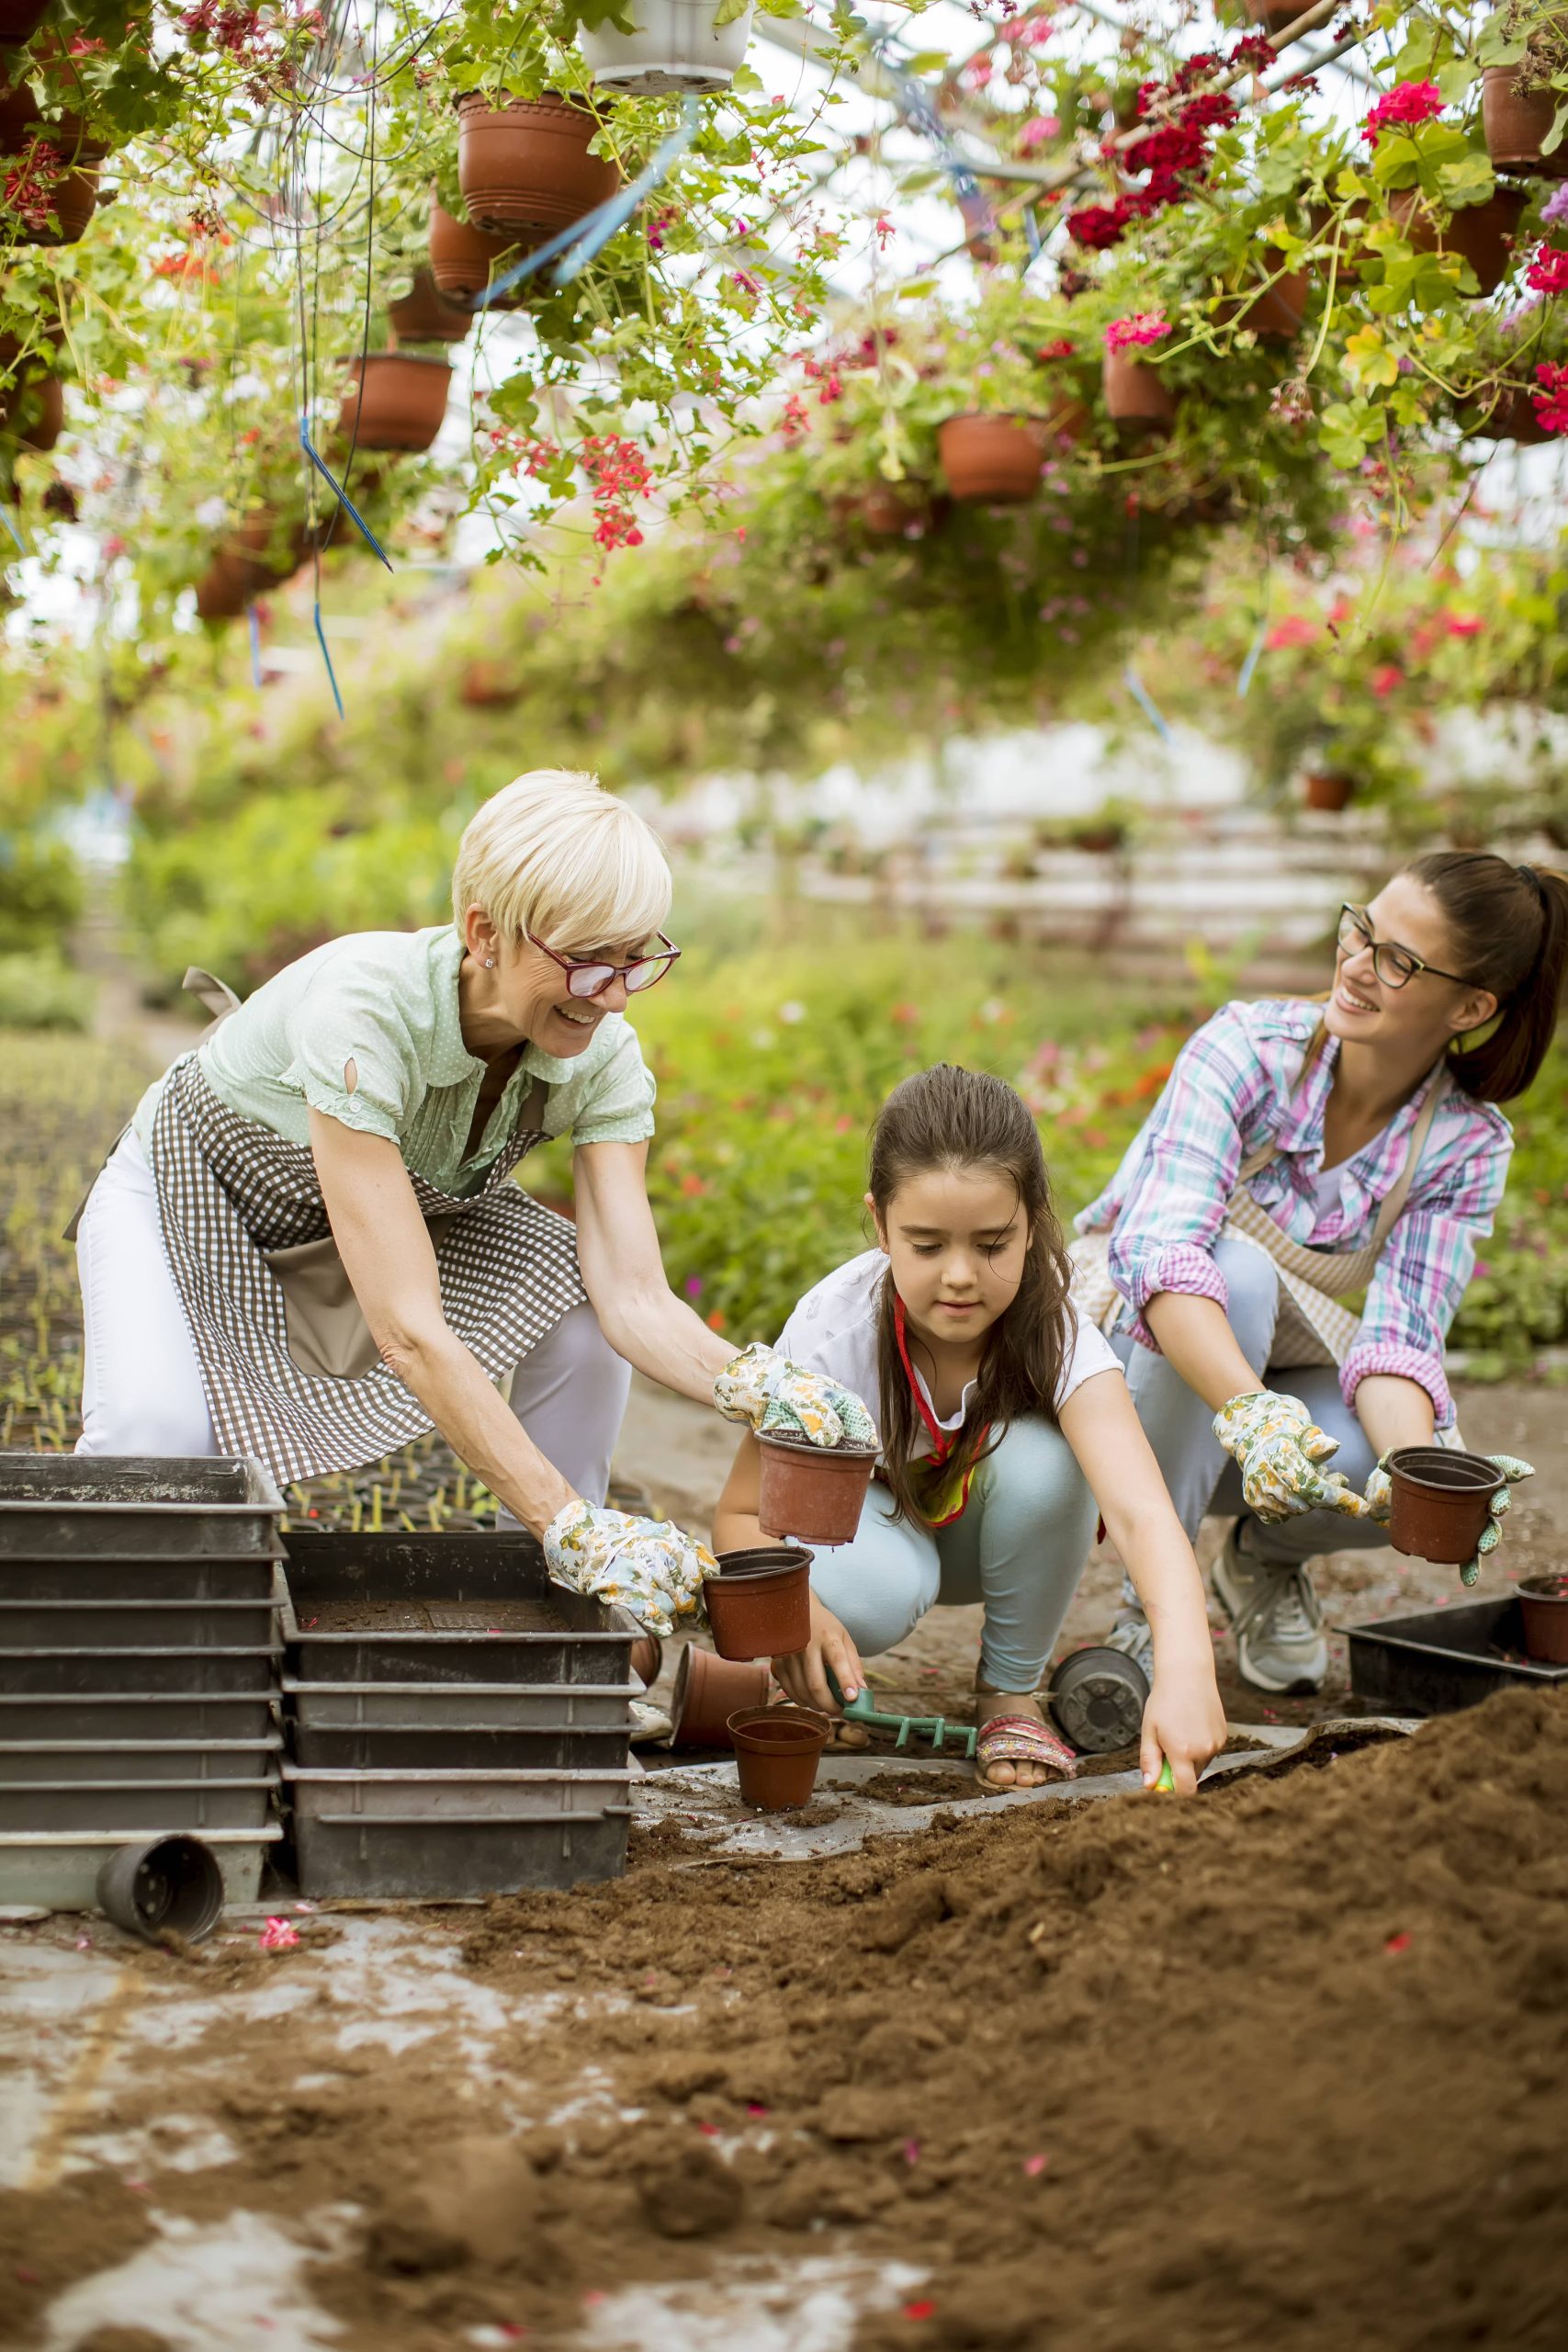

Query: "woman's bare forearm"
(1142, 1289), (1261, 1413)
(387, 1327), (576, 1536)
(1352, 1373), (1435, 1459)
(592, 1277), (734, 1407)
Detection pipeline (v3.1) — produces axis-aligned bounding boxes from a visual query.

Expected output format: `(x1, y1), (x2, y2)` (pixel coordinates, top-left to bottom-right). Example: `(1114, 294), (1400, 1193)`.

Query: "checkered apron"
(147, 1052), (586, 1484)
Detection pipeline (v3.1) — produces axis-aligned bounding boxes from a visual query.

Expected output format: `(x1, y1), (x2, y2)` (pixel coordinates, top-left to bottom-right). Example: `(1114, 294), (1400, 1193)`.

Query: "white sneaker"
(1104, 1611), (1154, 1688)
(1211, 1520), (1327, 1695)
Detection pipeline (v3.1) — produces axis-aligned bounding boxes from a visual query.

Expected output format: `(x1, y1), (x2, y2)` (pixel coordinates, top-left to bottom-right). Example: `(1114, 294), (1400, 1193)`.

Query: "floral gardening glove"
(1212, 1389), (1365, 1524)
(544, 1501), (718, 1638)
(713, 1342), (878, 1449)
(1361, 1450), (1535, 1587)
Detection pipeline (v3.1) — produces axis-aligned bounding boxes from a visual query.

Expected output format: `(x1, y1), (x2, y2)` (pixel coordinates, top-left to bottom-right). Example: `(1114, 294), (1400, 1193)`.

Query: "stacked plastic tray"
(279, 1530), (638, 1897)
(0, 1456), (285, 1908)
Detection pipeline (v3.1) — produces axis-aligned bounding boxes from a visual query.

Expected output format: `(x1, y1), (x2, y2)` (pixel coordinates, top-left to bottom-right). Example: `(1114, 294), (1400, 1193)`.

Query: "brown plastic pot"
(1483, 66), (1568, 179)
(456, 91), (621, 238)
(1517, 1573), (1568, 1665)
(337, 351), (451, 453)
(1245, 0), (1302, 28)
(0, 2), (51, 40)
(705, 1544), (813, 1661)
(11, 160), (97, 244)
(629, 1634), (663, 1690)
(1102, 347), (1176, 433)
(389, 266), (473, 346)
(1303, 770), (1354, 812)
(832, 482), (931, 537)
(757, 1432), (876, 1545)
(1220, 268), (1310, 340)
(937, 413), (1046, 503)
(728, 1704), (830, 1810)
(1387, 1447), (1506, 1566)
(1390, 188), (1526, 296)
(428, 196), (528, 305)
(1467, 384), (1553, 446)
(670, 1644), (770, 1748)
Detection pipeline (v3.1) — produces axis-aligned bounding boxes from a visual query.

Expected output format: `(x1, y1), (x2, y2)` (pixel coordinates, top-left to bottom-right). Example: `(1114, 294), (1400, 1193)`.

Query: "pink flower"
(1017, 115), (1060, 152)
(1362, 81), (1444, 146)
(259, 1917), (299, 1951)
(1441, 611), (1483, 637)
(1524, 242), (1568, 296)
(1542, 185), (1568, 229)
(1532, 360), (1568, 435)
(1105, 311), (1170, 354)
(1265, 615), (1316, 650)
(1369, 663), (1404, 697)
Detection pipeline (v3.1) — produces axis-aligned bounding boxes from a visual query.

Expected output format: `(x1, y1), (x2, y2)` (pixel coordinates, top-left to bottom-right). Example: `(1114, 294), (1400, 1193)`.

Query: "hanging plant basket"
(0, 334), (62, 450)
(389, 267), (473, 346)
(1303, 770), (1355, 812)
(830, 481), (932, 537)
(1103, 347), (1176, 432)
(1245, 0), (1306, 28)
(193, 510), (313, 622)
(1391, 187), (1526, 295)
(937, 413), (1047, 503)
(1482, 66), (1568, 177)
(1220, 269), (1310, 340)
(0, 2), (51, 40)
(336, 351), (452, 454)
(456, 92), (621, 239)
(580, 0), (754, 96)
(9, 159), (98, 245)
(427, 197), (529, 307)
(459, 658), (521, 707)
(1466, 382), (1553, 444)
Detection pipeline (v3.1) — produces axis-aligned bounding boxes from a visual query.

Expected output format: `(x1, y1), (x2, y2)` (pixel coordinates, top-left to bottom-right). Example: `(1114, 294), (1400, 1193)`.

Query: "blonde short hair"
(451, 770), (671, 952)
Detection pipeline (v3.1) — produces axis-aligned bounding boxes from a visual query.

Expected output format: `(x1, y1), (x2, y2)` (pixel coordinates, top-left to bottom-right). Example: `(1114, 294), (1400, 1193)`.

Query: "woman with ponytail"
(712, 1065), (1226, 1795)
(1076, 854), (1567, 1697)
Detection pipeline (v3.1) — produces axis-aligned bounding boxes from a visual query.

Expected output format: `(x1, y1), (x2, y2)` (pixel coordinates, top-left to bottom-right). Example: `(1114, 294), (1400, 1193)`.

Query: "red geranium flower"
(1362, 81), (1444, 145)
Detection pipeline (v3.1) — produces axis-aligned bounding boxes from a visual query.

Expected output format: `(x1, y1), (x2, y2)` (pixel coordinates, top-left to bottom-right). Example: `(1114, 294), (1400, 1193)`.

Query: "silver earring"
(484, 957), (495, 969)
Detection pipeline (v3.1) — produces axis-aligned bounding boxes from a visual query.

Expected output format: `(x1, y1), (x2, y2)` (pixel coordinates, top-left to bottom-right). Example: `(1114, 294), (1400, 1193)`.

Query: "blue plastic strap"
(298, 413), (394, 571)
(885, 59), (998, 251)
(1123, 663), (1174, 742)
(247, 602), (263, 688)
(0, 503), (24, 555)
(478, 95), (701, 307)
(1236, 614), (1269, 699)
(1023, 205), (1043, 262)
(313, 600), (345, 718)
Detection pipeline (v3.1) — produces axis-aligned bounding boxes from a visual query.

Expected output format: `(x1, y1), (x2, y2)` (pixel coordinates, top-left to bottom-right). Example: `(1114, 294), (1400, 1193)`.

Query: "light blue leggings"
(1110, 1233), (1391, 1570)
(805, 1415), (1098, 1692)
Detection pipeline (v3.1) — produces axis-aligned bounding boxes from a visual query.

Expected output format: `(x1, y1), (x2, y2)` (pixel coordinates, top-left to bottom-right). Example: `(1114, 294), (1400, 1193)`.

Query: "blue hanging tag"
(298, 413), (394, 571)
(1123, 664), (1174, 742)
(313, 600), (345, 719)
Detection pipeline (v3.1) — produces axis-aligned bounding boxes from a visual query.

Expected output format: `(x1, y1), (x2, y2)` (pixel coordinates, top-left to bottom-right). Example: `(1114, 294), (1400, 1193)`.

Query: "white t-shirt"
(775, 1249), (1122, 1462)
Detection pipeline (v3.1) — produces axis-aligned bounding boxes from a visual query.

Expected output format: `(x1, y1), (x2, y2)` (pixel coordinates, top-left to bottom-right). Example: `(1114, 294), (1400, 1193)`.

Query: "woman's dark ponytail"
(1404, 852), (1568, 1103)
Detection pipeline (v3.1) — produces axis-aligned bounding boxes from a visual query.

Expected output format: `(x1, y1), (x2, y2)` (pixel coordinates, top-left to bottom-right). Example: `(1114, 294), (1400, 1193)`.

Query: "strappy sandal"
(973, 1710), (1078, 1795)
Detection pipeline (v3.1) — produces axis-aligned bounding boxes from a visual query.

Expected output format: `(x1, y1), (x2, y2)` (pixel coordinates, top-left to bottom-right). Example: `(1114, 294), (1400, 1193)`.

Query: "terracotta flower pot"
(389, 266), (473, 346)
(832, 481), (931, 537)
(0, 2), (51, 40)
(629, 1634), (663, 1690)
(580, 0), (753, 96)
(728, 1704), (830, 1810)
(1221, 269), (1311, 339)
(1039, 392), (1091, 447)
(1245, 0), (1301, 28)
(337, 350), (452, 454)
(9, 159), (98, 244)
(194, 551), (256, 624)
(705, 1545), (813, 1662)
(459, 657), (520, 707)
(1467, 383), (1553, 445)
(756, 1432), (876, 1545)
(193, 511), (311, 620)
(1303, 770), (1354, 812)
(1102, 346), (1176, 432)
(1482, 66), (1568, 178)
(670, 1644), (770, 1748)
(1517, 1573), (1568, 1666)
(0, 338), (62, 450)
(428, 196), (528, 305)
(937, 413), (1047, 503)
(1390, 187), (1526, 295)
(456, 91), (621, 239)
(1387, 1447), (1506, 1567)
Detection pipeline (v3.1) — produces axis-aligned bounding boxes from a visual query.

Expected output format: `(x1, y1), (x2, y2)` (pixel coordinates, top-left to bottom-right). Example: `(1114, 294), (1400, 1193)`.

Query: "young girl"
(711, 1065), (1226, 1795)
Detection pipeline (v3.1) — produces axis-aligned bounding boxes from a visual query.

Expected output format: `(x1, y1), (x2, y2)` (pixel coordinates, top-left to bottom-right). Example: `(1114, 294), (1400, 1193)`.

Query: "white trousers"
(73, 1132), (630, 1502)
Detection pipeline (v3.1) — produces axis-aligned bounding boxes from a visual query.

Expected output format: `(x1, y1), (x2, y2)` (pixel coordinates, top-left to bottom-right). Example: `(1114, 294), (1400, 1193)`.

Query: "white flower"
(779, 1001), (807, 1024)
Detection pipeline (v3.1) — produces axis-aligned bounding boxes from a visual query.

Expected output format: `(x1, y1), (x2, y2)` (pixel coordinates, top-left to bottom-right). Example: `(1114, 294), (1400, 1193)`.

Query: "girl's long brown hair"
(869, 1064), (1076, 1528)
(1403, 853), (1567, 1103)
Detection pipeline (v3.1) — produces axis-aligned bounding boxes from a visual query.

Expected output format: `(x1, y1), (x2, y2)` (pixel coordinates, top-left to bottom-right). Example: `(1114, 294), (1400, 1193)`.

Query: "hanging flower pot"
(937, 413), (1047, 503)
(1220, 269), (1311, 339)
(1482, 66), (1568, 178)
(0, 334), (62, 450)
(456, 92), (621, 239)
(428, 196), (529, 306)
(1390, 187), (1526, 295)
(389, 266), (473, 346)
(1245, 0), (1307, 27)
(1039, 390), (1091, 446)
(337, 351), (452, 454)
(830, 481), (931, 537)
(1467, 382), (1553, 444)
(5, 149), (98, 244)
(1303, 770), (1355, 812)
(459, 657), (521, 707)
(0, 3), (51, 40)
(580, 0), (754, 96)
(194, 551), (256, 625)
(1103, 346), (1176, 432)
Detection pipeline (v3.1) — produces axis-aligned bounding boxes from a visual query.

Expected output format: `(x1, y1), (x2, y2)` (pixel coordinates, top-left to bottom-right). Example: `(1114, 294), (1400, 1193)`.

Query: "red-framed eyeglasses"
(525, 929), (682, 1000)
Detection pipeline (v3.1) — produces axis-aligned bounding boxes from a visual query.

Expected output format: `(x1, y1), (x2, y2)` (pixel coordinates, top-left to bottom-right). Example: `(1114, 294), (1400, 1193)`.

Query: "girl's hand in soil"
(1213, 1389), (1363, 1522)
(772, 1591), (866, 1716)
(714, 1342), (878, 1449)
(544, 1501), (718, 1638)
(1141, 1657), (1227, 1797)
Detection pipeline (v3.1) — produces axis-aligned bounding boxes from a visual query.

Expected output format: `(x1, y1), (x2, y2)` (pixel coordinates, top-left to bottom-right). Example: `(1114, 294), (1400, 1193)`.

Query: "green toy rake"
(837, 1686), (978, 1759)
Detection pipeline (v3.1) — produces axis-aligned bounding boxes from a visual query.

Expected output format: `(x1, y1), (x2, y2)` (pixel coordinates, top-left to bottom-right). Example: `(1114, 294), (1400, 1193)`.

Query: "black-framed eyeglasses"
(525, 928), (681, 1000)
(1337, 905), (1474, 991)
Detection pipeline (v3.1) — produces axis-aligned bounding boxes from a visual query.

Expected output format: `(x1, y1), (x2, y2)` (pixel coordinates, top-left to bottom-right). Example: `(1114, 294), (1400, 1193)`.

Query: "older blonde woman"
(75, 770), (872, 1627)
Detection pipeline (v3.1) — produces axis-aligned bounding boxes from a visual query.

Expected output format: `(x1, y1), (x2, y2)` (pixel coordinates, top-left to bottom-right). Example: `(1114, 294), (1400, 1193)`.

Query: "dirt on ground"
(6, 1689), (1566, 2350)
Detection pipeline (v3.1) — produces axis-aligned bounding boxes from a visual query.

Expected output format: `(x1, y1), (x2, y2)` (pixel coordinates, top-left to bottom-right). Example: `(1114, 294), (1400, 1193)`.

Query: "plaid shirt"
(1075, 998), (1513, 1430)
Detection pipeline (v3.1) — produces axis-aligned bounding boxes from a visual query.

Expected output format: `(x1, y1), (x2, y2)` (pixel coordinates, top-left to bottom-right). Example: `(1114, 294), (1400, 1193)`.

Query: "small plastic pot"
(96, 1835), (224, 1945)
(1303, 770), (1355, 812)
(705, 1546), (812, 1662)
(1469, 385), (1554, 447)
(1387, 1447), (1506, 1566)
(1048, 1645), (1148, 1755)
(756, 1432), (876, 1545)
(670, 1644), (770, 1748)
(728, 1705), (830, 1810)
(1517, 1574), (1568, 1667)
(1218, 269), (1310, 340)
(629, 1634), (663, 1690)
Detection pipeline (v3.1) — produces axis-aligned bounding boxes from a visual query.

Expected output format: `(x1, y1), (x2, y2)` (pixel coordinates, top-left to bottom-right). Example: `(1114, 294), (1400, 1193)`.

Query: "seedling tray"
(0, 1598), (279, 1649)
(0, 1692), (276, 1744)
(289, 1804), (629, 1899)
(282, 1677), (635, 1732)
(0, 1826), (280, 1911)
(0, 1553), (280, 1604)
(282, 1759), (633, 1822)
(0, 1455), (285, 1559)
(0, 1771), (278, 1834)
(0, 1737), (281, 1785)
(1343, 1595), (1568, 1716)
(5, 1645), (280, 1696)
(287, 1721), (628, 1773)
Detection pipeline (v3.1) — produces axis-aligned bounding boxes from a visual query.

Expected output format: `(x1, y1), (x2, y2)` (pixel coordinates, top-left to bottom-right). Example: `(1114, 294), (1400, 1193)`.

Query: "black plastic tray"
(0, 1553), (280, 1604)
(288, 1721), (631, 1772)
(1343, 1595), (1568, 1716)
(5, 1645), (280, 1696)
(0, 1691), (276, 1743)
(0, 1773), (278, 1833)
(289, 1804), (630, 1898)
(0, 1598), (279, 1649)
(0, 1737), (281, 1785)
(0, 1455), (285, 1559)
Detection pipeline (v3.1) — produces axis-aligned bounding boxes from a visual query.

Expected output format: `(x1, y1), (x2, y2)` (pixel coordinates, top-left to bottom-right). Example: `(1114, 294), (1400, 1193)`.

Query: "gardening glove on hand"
(1212, 1389), (1364, 1524)
(544, 1501), (717, 1638)
(1360, 1451), (1396, 1526)
(1461, 1453), (1534, 1588)
(713, 1342), (878, 1449)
